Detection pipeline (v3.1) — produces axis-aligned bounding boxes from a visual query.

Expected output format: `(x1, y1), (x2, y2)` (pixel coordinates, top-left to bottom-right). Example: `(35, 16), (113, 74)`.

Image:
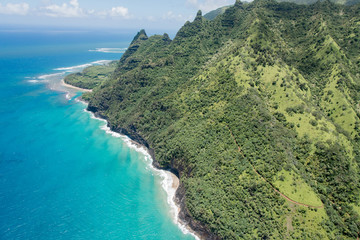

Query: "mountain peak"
(195, 10), (203, 21)
(130, 29), (148, 45)
(235, 0), (244, 6)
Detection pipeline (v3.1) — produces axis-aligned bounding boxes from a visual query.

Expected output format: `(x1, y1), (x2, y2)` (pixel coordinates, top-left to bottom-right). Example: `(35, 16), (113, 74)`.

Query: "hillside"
(204, 6), (231, 20)
(83, 0), (360, 239)
(204, 0), (360, 22)
(276, 0), (360, 6)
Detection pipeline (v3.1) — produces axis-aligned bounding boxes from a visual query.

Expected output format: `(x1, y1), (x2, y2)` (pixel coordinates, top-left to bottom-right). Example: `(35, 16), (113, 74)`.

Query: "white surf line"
(89, 48), (127, 53)
(54, 60), (112, 72)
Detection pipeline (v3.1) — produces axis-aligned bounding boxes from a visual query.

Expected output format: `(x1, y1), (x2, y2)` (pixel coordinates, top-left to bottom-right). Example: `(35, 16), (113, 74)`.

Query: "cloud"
(0, 2), (30, 15)
(93, 6), (132, 19)
(0, 0), (132, 20)
(42, 0), (84, 17)
(110, 6), (130, 18)
(186, 0), (233, 13)
(41, 0), (131, 19)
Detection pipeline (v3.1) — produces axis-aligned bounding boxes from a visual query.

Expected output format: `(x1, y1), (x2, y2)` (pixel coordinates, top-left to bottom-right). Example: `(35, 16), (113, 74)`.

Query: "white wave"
(54, 64), (92, 72)
(89, 48), (127, 53)
(38, 72), (65, 80)
(53, 60), (112, 72)
(91, 60), (113, 65)
(27, 79), (40, 83)
(26, 73), (63, 84)
(82, 107), (200, 240)
(149, 162), (199, 239)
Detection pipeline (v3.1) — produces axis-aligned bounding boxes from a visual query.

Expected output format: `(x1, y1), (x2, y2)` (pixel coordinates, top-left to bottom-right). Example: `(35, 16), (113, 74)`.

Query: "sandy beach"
(61, 79), (92, 92)
(170, 172), (180, 190)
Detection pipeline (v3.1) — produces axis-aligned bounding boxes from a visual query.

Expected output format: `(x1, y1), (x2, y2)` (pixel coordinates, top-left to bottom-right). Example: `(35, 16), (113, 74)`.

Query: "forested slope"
(276, 0), (360, 6)
(84, 0), (360, 238)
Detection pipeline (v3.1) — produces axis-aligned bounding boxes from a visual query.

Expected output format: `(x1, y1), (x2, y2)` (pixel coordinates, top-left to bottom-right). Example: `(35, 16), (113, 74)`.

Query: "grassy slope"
(86, 0), (360, 239)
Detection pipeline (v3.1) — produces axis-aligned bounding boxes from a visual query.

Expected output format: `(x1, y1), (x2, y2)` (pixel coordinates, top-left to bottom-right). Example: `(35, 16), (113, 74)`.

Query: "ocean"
(0, 27), (195, 240)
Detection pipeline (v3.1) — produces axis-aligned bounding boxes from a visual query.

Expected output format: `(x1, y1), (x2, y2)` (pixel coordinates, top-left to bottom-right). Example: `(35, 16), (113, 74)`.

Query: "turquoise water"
(0, 28), (194, 240)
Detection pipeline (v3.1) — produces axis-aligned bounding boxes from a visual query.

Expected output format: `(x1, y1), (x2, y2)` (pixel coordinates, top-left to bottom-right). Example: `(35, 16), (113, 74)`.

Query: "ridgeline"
(83, 0), (360, 238)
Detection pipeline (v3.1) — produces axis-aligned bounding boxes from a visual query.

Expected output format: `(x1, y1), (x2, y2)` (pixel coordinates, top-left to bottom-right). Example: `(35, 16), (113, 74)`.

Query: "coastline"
(77, 100), (202, 240)
(61, 79), (92, 93)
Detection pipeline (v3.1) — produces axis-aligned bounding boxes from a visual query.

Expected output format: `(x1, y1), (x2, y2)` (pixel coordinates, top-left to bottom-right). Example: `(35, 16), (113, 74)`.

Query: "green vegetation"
(64, 61), (118, 89)
(276, 0), (360, 6)
(274, 170), (323, 206)
(83, 0), (360, 238)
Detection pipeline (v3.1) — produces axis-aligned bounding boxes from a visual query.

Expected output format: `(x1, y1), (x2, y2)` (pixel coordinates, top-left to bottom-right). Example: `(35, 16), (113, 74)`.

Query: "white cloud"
(110, 6), (130, 18)
(0, 2), (30, 15)
(42, 0), (84, 18)
(186, 0), (233, 13)
(92, 6), (132, 19)
(0, 1), (132, 20)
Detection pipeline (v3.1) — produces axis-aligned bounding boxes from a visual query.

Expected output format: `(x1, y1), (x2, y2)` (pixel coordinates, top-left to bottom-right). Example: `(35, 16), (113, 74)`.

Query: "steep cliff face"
(86, 0), (360, 238)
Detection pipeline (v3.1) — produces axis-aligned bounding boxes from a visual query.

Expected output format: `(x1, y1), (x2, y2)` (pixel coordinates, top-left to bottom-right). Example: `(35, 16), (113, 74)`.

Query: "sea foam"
(26, 73), (63, 84)
(27, 79), (41, 83)
(54, 60), (112, 72)
(89, 48), (127, 53)
(38, 72), (64, 80)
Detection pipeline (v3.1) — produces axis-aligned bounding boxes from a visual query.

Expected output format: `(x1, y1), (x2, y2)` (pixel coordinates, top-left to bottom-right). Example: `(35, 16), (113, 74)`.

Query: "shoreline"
(78, 101), (202, 240)
(61, 79), (93, 93)
(61, 74), (206, 239)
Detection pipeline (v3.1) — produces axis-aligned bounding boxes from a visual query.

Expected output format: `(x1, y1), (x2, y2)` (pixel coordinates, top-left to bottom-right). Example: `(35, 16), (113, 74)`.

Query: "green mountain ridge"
(276, 0), (360, 6)
(83, 0), (360, 238)
(203, 0), (360, 22)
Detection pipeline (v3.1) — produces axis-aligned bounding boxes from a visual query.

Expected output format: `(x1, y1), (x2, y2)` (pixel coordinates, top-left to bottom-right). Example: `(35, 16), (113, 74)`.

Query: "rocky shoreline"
(60, 63), (218, 240)
(86, 105), (219, 240)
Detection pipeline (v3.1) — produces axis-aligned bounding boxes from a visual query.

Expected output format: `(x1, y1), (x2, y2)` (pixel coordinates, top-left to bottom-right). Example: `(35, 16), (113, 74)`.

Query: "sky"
(0, 0), (235, 31)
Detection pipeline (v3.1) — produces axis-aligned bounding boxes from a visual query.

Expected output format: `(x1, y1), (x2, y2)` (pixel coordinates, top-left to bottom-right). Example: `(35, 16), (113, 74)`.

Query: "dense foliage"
(276, 0), (360, 6)
(84, 0), (360, 238)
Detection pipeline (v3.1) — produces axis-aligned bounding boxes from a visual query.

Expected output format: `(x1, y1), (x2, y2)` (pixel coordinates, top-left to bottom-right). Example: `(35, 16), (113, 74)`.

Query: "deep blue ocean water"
(0, 28), (194, 240)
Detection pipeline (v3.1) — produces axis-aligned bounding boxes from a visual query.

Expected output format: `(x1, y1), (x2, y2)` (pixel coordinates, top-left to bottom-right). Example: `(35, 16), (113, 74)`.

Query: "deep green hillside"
(84, 0), (360, 238)
(276, 0), (360, 6)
